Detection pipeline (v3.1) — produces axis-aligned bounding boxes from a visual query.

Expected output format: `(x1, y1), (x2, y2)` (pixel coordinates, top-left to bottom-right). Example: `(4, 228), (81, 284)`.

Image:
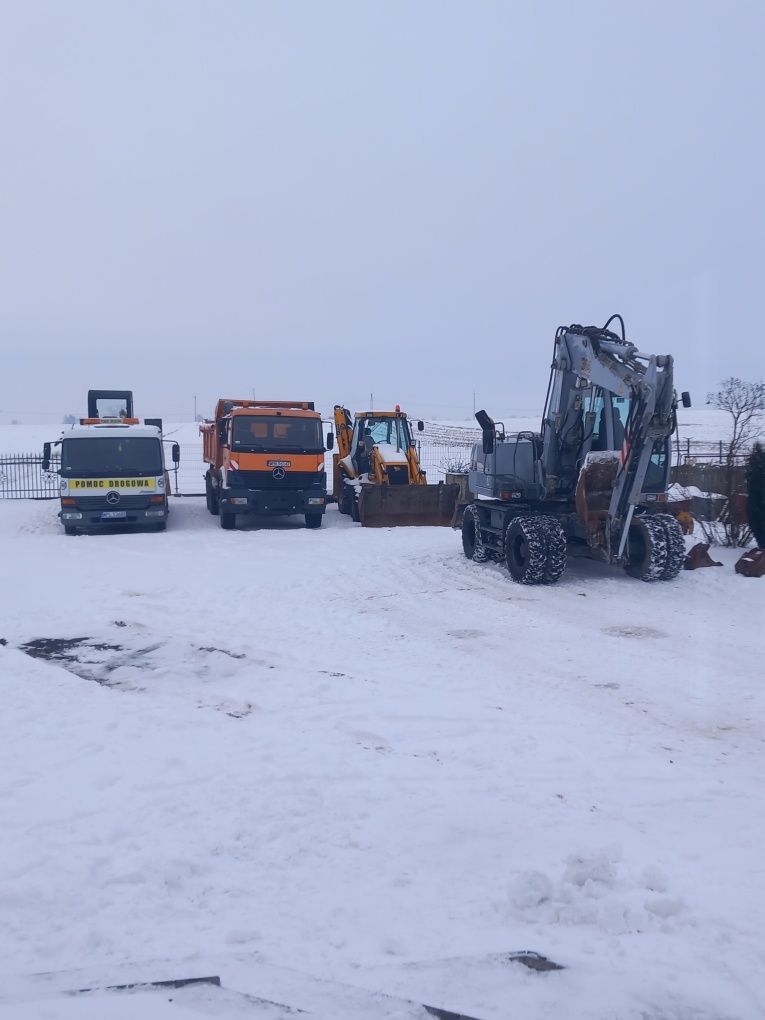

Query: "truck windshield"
(61, 437), (163, 477)
(232, 416), (324, 453)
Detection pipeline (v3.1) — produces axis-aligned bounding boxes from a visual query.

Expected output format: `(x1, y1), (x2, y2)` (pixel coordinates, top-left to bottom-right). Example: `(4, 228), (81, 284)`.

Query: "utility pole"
(193, 394), (197, 421)
(472, 390), (476, 416)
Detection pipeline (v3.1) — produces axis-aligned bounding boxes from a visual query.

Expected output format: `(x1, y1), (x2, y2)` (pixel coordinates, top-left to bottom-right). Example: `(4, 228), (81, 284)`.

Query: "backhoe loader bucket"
(358, 482), (460, 527)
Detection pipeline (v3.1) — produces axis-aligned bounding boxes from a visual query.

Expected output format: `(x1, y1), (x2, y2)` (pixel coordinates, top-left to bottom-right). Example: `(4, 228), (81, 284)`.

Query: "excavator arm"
(543, 318), (689, 558)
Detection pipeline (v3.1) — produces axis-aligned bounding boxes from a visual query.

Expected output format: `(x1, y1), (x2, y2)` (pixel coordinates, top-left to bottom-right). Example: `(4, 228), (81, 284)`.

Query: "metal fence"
(0, 453), (61, 499)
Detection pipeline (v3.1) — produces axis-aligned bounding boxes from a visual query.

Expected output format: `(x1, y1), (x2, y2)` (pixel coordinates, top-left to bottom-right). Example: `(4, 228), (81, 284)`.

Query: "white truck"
(43, 390), (180, 535)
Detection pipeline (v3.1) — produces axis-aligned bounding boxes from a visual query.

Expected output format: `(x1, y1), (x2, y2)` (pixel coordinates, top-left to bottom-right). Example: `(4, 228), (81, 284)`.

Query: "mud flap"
(358, 483), (460, 527)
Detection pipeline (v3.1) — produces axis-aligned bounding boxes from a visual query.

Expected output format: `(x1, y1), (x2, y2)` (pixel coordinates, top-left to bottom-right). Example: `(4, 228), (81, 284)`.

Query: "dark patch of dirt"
(198, 646), (246, 660)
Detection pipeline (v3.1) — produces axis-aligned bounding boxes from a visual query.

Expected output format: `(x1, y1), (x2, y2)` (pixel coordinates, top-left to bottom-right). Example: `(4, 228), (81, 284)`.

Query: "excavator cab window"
(643, 439), (669, 491)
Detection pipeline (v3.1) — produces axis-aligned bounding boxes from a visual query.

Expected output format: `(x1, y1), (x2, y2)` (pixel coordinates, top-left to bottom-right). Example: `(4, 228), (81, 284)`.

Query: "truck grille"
(231, 470), (324, 490)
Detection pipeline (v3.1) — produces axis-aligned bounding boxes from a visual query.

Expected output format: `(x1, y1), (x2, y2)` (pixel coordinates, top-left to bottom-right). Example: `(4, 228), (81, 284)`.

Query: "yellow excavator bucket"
(358, 482), (460, 527)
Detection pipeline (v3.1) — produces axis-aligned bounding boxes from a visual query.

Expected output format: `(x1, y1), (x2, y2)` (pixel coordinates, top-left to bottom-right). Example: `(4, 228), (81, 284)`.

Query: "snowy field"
(0, 497), (763, 1019)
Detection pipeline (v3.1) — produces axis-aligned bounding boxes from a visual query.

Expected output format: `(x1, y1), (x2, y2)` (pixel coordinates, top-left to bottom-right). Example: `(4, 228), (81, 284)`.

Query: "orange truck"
(200, 399), (333, 529)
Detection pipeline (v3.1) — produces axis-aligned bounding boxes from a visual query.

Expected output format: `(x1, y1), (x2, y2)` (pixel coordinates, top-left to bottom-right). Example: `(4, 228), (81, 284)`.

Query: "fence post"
(719, 440), (723, 463)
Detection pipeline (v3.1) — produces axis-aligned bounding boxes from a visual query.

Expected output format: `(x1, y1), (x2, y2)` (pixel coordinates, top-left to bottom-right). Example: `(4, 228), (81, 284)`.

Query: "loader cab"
(352, 414), (413, 473)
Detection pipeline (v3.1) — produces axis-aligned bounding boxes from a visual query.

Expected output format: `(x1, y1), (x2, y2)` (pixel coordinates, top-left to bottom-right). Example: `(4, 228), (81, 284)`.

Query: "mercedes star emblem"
(272, 467), (286, 481)
(106, 490), (121, 504)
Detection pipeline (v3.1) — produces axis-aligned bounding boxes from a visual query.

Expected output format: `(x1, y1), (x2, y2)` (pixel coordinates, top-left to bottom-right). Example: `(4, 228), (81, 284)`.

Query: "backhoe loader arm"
(333, 405), (354, 461)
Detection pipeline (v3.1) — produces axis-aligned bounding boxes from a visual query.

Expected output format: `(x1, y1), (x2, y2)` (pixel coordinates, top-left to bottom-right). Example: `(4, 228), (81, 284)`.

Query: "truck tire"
(540, 516), (567, 584)
(64, 526), (78, 536)
(206, 475), (219, 516)
(305, 513), (323, 529)
(625, 515), (668, 581)
(504, 516), (547, 584)
(461, 504), (488, 562)
(655, 513), (685, 580)
(219, 511), (236, 530)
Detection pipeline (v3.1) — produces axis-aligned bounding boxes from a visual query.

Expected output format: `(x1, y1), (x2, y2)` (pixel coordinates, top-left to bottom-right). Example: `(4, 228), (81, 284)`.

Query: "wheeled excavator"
(332, 405), (459, 526)
(461, 316), (691, 583)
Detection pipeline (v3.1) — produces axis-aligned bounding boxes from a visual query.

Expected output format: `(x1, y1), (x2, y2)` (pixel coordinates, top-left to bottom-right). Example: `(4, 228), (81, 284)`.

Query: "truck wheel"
(625, 516), (668, 581)
(219, 511), (236, 530)
(540, 516), (567, 584)
(64, 526), (78, 536)
(305, 513), (323, 529)
(654, 513), (685, 580)
(206, 476), (219, 516)
(461, 504), (488, 562)
(504, 516), (547, 584)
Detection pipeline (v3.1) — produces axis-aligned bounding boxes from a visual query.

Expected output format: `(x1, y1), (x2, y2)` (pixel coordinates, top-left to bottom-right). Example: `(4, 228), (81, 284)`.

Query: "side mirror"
(172, 443), (180, 465)
(681, 391), (692, 408)
(42, 442), (51, 472)
(326, 432), (334, 451)
(482, 430), (495, 456)
(417, 420), (424, 432)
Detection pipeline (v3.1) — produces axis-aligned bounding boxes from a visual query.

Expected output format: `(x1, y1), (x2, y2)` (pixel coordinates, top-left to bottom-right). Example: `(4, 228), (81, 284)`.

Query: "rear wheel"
(206, 475), (219, 516)
(504, 517), (548, 584)
(625, 516), (668, 581)
(461, 504), (488, 562)
(655, 513), (685, 580)
(539, 516), (568, 584)
(219, 511), (236, 530)
(338, 479), (352, 515)
(305, 513), (323, 529)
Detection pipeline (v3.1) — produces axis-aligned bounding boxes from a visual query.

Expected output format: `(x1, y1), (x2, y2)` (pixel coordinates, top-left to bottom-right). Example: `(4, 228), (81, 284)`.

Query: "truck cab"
(43, 390), (179, 535)
(201, 399), (332, 529)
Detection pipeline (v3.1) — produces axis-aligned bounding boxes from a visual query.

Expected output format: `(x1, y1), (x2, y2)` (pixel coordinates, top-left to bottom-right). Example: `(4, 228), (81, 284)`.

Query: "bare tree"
(705, 378), (765, 546)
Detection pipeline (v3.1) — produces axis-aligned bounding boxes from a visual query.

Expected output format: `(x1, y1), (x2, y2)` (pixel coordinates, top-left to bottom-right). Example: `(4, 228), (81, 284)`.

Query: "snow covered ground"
(0, 499), (763, 1019)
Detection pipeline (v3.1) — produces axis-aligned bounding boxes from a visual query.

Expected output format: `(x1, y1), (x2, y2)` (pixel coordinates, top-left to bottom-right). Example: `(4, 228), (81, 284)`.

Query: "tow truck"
(42, 390), (179, 535)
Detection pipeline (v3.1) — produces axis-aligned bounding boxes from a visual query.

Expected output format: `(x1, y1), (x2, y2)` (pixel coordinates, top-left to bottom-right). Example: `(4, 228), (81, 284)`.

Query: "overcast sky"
(1, 0), (763, 424)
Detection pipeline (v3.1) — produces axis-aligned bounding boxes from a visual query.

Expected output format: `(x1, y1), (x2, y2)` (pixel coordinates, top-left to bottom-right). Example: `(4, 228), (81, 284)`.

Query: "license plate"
(101, 511), (127, 520)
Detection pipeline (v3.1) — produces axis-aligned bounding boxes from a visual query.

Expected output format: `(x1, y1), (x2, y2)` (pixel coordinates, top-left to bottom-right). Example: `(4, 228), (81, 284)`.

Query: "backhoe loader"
(332, 405), (459, 526)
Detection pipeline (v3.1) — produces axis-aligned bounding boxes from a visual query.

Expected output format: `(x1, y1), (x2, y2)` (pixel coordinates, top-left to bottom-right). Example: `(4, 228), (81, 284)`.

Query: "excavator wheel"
(539, 516), (568, 584)
(654, 513), (685, 580)
(625, 515), (668, 581)
(504, 516), (548, 584)
(461, 504), (488, 563)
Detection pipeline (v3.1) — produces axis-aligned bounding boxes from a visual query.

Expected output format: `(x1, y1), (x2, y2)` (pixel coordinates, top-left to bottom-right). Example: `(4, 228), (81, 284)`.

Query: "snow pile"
(0, 499), (763, 1019)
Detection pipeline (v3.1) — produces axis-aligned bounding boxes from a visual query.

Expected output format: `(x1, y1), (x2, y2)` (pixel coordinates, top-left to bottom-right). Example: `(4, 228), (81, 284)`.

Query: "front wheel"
(219, 511), (236, 530)
(654, 513), (685, 580)
(64, 526), (78, 536)
(625, 516), (668, 581)
(305, 513), (323, 529)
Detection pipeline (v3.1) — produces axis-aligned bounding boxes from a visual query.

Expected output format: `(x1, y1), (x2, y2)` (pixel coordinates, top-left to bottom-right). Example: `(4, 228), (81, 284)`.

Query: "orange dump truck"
(200, 399), (333, 530)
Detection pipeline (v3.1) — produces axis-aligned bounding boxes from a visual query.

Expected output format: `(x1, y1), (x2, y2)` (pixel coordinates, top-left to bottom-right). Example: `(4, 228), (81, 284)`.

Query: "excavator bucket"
(358, 483), (460, 527)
